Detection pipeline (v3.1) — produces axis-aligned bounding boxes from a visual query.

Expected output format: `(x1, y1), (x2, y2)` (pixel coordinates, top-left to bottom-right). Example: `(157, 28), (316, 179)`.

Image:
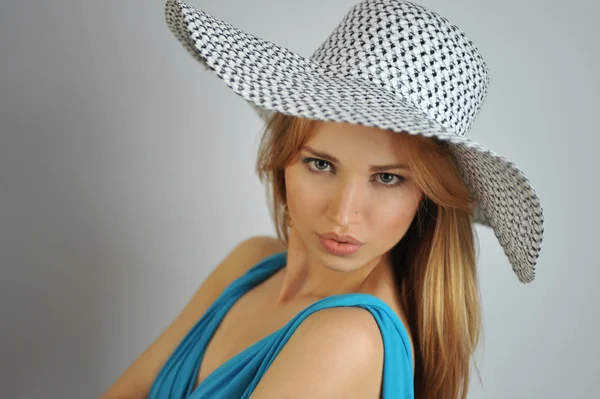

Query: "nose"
(326, 177), (364, 228)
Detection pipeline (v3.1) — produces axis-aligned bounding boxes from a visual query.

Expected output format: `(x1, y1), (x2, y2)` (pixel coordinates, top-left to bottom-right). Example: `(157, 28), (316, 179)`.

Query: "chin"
(316, 249), (367, 273)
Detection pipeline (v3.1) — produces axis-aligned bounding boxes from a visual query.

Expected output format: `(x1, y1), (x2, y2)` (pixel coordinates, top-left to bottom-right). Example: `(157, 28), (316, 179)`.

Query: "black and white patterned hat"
(164, 0), (544, 283)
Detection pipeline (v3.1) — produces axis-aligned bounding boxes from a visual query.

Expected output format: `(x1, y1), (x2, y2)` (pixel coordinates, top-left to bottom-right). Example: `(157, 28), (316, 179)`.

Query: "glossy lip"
(317, 232), (363, 256)
(317, 232), (364, 245)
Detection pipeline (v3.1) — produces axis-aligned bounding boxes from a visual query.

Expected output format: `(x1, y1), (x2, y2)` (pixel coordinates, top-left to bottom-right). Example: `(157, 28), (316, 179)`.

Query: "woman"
(101, 0), (544, 398)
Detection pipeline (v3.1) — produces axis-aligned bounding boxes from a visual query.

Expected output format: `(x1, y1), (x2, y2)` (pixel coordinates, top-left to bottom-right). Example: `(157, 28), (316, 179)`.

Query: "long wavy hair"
(255, 111), (482, 399)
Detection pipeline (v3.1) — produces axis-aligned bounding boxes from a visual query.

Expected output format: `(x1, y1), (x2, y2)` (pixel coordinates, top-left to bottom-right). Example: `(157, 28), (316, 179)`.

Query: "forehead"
(305, 120), (412, 161)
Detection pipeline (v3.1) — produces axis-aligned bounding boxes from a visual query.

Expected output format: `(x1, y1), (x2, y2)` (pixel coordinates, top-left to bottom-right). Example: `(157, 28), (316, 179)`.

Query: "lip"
(317, 232), (363, 256)
(318, 232), (363, 245)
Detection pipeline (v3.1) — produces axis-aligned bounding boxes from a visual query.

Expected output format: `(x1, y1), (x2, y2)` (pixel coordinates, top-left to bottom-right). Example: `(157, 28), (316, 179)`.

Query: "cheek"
(371, 191), (421, 242)
(284, 166), (328, 220)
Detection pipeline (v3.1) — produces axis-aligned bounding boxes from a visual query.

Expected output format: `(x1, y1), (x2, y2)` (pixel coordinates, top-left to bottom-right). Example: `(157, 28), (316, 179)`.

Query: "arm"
(249, 307), (385, 399)
(99, 235), (285, 399)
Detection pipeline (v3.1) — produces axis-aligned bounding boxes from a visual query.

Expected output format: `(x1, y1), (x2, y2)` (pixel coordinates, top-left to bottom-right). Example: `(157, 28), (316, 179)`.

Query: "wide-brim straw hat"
(164, 0), (544, 283)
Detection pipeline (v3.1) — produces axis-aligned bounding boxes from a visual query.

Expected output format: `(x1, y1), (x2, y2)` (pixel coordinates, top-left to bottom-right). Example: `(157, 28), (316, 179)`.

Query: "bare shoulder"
(99, 235), (285, 399)
(218, 235), (286, 284)
(374, 289), (415, 374)
(249, 307), (385, 399)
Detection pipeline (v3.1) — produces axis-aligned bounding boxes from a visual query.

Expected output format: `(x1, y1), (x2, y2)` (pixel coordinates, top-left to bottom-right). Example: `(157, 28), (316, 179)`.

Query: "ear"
(283, 204), (294, 228)
(285, 222), (310, 270)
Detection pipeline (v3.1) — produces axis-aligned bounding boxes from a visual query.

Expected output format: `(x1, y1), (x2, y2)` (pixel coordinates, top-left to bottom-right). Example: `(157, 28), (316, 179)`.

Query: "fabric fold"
(148, 252), (414, 398)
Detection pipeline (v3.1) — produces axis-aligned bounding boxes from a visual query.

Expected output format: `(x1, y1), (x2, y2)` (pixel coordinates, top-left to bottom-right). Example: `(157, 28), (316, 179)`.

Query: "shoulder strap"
(244, 292), (414, 398)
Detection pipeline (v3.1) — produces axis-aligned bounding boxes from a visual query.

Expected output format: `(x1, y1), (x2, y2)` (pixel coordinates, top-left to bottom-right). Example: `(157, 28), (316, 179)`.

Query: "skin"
(99, 120), (423, 399)
(277, 120), (424, 304)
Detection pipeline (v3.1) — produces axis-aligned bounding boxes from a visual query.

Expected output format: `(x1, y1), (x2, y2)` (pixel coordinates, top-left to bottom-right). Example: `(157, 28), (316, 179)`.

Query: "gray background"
(1, 0), (598, 398)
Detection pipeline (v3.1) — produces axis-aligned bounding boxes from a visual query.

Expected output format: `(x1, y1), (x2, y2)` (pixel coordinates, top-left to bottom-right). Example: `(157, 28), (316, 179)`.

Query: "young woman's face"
(284, 121), (424, 271)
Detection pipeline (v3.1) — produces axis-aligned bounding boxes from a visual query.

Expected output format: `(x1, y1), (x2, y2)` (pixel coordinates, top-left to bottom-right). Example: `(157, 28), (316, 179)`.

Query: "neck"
(274, 228), (392, 304)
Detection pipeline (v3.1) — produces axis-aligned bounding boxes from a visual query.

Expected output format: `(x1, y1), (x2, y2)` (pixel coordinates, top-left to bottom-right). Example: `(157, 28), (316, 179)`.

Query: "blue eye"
(375, 173), (405, 187)
(303, 158), (333, 173)
(313, 159), (330, 170)
(301, 157), (406, 188)
(378, 173), (398, 184)
(380, 173), (394, 184)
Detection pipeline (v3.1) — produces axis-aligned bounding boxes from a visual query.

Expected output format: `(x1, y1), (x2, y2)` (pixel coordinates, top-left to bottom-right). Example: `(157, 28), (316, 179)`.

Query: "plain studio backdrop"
(0, 0), (598, 397)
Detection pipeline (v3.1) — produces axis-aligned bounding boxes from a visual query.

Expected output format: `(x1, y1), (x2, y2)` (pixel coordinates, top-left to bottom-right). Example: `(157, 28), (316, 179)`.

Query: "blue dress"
(148, 252), (414, 398)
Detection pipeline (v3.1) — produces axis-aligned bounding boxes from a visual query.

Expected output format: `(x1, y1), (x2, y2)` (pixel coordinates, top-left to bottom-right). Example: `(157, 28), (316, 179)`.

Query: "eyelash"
(301, 157), (406, 188)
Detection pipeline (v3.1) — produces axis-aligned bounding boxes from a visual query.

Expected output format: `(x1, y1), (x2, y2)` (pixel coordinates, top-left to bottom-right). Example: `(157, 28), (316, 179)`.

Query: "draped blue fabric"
(148, 252), (414, 398)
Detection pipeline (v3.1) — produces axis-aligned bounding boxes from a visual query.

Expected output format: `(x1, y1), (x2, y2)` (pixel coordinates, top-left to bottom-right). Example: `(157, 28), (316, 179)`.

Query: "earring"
(283, 204), (294, 228)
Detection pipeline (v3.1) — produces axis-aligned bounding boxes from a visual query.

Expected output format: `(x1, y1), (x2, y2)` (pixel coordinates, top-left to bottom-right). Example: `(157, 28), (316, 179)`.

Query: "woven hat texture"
(164, 0), (544, 282)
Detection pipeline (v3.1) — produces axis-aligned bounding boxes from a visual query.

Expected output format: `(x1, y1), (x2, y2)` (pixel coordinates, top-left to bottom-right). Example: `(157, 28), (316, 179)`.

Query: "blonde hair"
(255, 112), (482, 399)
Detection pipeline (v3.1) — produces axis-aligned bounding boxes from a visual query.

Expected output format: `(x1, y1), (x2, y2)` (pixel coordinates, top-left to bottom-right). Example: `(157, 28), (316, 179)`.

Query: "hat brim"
(165, 0), (544, 283)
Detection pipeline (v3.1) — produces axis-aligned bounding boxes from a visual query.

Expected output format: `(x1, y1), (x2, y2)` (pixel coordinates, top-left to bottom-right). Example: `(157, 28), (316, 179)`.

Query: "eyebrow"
(301, 146), (411, 172)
